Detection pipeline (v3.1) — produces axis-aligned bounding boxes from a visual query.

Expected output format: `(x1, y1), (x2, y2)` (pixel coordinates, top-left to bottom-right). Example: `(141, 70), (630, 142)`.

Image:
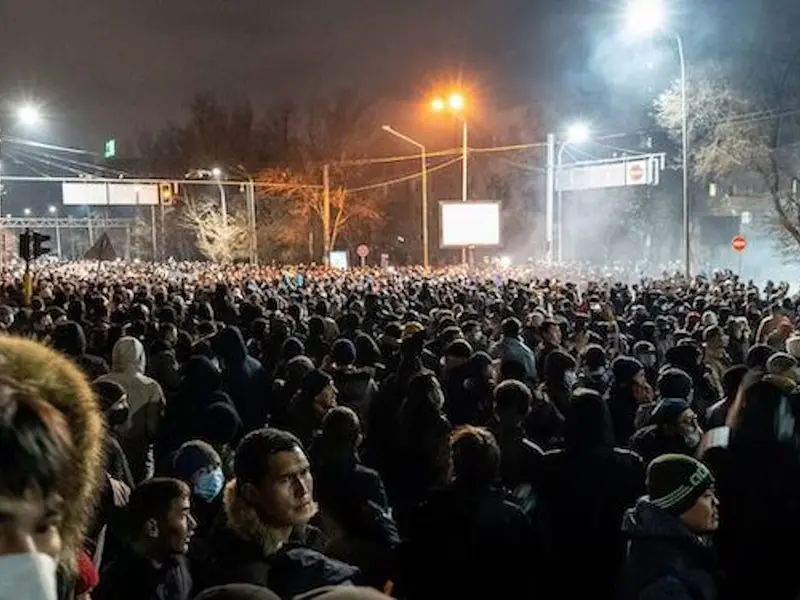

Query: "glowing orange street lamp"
(431, 92), (469, 264)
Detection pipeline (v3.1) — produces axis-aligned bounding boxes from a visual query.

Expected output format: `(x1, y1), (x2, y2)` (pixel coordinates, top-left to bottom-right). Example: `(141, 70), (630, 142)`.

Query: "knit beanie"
(445, 338), (473, 359)
(331, 339), (357, 366)
(647, 454), (714, 516)
(721, 365), (748, 400)
(301, 369), (333, 398)
(173, 440), (222, 480)
(657, 368), (693, 400)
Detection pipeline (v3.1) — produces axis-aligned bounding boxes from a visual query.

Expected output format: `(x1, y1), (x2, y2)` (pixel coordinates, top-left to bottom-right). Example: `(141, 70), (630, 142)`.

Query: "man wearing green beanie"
(622, 454), (719, 600)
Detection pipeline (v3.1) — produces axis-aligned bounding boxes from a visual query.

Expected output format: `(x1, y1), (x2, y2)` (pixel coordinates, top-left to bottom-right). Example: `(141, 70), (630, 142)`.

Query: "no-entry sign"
(732, 235), (747, 252)
(356, 244), (370, 258)
(629, 163), (645, 183)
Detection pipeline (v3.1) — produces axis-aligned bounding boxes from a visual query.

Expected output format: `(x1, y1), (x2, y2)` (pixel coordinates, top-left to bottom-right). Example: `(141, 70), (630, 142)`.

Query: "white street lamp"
(211, 167), (227, 227)
(626, 0), (690, 278)
(23, 208), (31, 216)
(556, 122), (591, 263)
(16, 104), (42, 127)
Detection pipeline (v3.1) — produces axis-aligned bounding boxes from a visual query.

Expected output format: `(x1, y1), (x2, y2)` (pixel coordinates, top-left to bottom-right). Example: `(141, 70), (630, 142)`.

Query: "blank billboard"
(62, 182), (159, 206)
(440, 201), (501, 247)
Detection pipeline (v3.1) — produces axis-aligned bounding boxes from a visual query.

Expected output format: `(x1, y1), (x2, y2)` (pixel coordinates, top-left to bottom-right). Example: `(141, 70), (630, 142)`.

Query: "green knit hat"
(646, 454), (714, 516)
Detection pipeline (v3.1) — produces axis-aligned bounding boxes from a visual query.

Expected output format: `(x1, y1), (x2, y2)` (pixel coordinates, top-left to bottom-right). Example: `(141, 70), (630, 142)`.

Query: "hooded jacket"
(213, 327), (270, 431)
(621, 499), (716, 600)
(97, 337), (164, 424)
(0, 336), (105, 573)
(207, 481), (359, 599)
(52, 320), (110, 381)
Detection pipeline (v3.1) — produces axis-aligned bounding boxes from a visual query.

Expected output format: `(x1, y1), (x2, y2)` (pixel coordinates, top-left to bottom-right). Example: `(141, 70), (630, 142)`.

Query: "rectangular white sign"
(62, 182), (159, 206)
(556, 155), (662, 192)
(440, 201), (501, 248)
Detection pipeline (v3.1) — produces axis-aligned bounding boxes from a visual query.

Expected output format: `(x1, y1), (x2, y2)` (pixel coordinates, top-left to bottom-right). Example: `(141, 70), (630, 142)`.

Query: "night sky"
(0, 0), (795, 150)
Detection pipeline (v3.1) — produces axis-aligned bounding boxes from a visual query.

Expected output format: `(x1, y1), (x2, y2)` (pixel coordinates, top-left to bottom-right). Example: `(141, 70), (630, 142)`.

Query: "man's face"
(680, 487), (720, 533)
(158, 495), (195, 555)
(252, 448), (317, 529)
(545, 325), (561, 345)
(632, 371), (653, 404)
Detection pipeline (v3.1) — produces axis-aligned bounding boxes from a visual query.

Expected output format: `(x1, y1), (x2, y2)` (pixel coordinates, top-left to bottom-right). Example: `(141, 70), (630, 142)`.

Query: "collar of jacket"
(223, 480), (314, 558)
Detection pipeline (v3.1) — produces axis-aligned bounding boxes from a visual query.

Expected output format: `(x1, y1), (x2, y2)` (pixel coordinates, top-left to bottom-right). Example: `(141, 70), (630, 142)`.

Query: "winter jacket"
(52, 320), (110, 380)
(148, 340), (182, 397)
(490, 336), (538, 382)
(207, 482), (359, 599)
(328, 366), (377, 432)
(94, 549), (192, 600)
(630, 426), (696, 466)
(213, 326), (270, 430)
(622, 499), (716, 600)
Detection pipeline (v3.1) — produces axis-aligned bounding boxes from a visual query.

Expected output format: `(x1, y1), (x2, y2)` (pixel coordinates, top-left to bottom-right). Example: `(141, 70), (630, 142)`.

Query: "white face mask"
(0, 552), (58, 600)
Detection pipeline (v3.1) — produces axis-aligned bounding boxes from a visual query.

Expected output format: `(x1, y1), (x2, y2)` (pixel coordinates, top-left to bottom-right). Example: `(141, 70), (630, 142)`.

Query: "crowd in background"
(2, 261), (800, 600)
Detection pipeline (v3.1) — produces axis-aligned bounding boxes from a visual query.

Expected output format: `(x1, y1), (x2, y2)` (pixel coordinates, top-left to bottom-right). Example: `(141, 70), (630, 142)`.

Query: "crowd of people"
(2, 260), (800, 600)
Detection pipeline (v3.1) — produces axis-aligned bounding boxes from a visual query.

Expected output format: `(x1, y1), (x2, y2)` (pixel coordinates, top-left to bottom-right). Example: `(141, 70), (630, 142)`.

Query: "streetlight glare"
(567, 122), (591, 143)
(431, 97), (445, 112)
(23, 208), (31, 216)
(448, 93), (465, 111)
(211, 167), (222, 178)
(626, 0), (666, 36)
(48, 206), (57, 214)
(16, 104), (41, 126)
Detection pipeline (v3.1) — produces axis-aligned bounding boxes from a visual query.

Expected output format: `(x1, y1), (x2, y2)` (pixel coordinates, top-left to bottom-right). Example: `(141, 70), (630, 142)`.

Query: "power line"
(11, 149), (90, 176)
(345, 157), (462, 193)
(20, 147), (131, 177)
(4, 137), (98, 156)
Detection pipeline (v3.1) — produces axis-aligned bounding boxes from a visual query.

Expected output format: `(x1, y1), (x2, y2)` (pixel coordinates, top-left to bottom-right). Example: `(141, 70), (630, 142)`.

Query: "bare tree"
(181, 198), (249, 263)
(656, 68), (800, 255)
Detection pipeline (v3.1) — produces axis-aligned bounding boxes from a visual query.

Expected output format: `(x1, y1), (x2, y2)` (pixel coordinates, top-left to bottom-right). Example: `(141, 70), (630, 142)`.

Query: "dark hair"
(501, 317), (522, 338)
(494, 379), (532, 417)
(0, 378), (72, 503)
(450, 426), (500, 488)
(234, 428), (304, 486)
(319, 406), (361, 447)
(127, 477), (190, 537)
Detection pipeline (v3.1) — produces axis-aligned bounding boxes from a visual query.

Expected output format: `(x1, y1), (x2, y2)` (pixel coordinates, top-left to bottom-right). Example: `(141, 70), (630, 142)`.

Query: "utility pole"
(322, 164), (331, 265)
(150, 205), (157, 261)
(248, 179), (258, 265)
(545, 133), (555, 264)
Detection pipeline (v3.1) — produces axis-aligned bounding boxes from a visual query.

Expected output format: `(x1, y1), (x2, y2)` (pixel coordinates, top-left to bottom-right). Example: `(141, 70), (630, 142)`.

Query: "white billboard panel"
(556, 155), (664, 192)
(440, 201), (501, 248)
(62, 182), (159, 206)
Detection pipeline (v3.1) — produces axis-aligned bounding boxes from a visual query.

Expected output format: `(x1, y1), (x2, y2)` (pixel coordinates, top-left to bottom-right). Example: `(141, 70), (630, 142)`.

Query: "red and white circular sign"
(732, 235), (747, 252)
(629, 163), (645, 182)
(356, 244), (370, 258)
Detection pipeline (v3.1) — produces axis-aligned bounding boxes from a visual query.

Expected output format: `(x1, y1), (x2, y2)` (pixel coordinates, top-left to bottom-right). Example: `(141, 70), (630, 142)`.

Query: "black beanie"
(301, 369), (333, 398)
(657, 368), (693, 400)
(331, 339), (357, 366)
(649, 397), (690, 426)
(173, 440), (221, 480)
(647, 454), (714, 516)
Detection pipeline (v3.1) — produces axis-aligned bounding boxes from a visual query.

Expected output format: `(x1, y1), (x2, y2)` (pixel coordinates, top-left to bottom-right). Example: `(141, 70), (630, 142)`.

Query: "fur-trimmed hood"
(0, 336), (105, 572)
(223, 479), (320, 557)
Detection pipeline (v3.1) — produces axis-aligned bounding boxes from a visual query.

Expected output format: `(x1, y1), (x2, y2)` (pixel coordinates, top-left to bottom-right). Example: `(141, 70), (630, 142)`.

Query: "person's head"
(0, 377), (72, 562)
(581, 344), (608, 374)
(612, 356), (651, 402)
(650, 398), (703, 449)
(767, 352), (799, 385)
(159, 322), (179, 348)
(300, 370), (337, 420)
(232, 428), (317, 530)
(318, 406), (362, 453)
(443, 339), (472, 373)
(493, 379), (532, 427)
(194, 585), (282, 600)
(564, 387), (614, 450)
(703, 325), (725, 351)
(656, 368), (693, 402)
(540, 320), (561, 345)
(127, 478), (195, 559)
(92, 379), (129, 432)
(721, 365), (747, 402)
(331, 339), (356, 367)
(647, 454), (718, 534)
(173, 441), (225, 504)
(500, 317), (522, 339)
(745, 344), (776, 370)
(450, 426), (500, 489)
(544, 350), (577, 389)
(633, 341), (657, 370)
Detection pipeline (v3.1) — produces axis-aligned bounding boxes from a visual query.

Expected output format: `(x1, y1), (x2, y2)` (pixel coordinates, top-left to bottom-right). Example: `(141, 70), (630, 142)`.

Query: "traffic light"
(32, 232), (51, 259)
(18, 230), (31, 262)
(159, 182), (174, 205)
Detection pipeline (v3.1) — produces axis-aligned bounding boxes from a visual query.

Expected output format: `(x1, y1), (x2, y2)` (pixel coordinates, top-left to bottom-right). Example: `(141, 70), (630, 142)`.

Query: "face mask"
(683, 428), (702, 449)
(564, 370), (579, 390)
(0, 552), (58, 600)
(721, 335), (730, 347)
(193, 467), (225, 502)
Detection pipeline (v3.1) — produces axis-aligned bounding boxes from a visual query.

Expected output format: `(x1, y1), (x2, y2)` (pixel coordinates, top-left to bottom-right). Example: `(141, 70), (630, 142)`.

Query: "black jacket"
(94, 549), (192, 600)
(396, 485), (536, 600)
(622, 500), (716, 600)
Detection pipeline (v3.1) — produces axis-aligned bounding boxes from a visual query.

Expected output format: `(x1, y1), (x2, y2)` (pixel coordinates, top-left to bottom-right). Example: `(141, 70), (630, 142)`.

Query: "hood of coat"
(0, 336), (104, 573)
(223, 479), (319, 558)
(111, 336), (146, 374)
(52, 321), (87, 357)
(214, 326), (249, 365)
(622, 498), (705, 546)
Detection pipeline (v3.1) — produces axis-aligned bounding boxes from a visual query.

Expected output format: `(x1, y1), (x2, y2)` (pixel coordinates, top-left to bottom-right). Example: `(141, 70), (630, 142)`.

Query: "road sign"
(104, 139), (116, 159)
(732, 235), (747, 252)
(356, 244), (369, 258)
(628, 162), (645, 183)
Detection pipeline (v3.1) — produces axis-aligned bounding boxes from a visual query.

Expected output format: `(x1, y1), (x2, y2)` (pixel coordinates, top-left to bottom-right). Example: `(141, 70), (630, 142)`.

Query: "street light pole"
(677, 33), (690, 278)
(461, 119), (469, 266)
(557, 142), (568, 264)
(381, 125), (429, 269)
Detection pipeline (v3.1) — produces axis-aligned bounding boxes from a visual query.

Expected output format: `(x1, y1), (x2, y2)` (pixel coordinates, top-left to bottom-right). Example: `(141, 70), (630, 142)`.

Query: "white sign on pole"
(62, 182), (159, 206)
(556, 154), (665, 192)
